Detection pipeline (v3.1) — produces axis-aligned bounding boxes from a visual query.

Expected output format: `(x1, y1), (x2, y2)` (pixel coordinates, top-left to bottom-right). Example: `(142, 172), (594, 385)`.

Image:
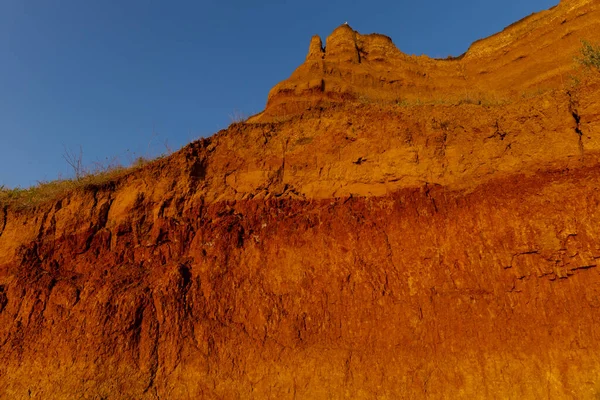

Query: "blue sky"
(1, 0), (557, 188)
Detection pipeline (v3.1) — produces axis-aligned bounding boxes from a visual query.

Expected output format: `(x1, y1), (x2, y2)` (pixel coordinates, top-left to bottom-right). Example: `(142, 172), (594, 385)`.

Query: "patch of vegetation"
(520, 87), (552, 99)
(394, 94), (510, 108)
(0, 167), (130, 210)
(0, 147), (162, 210)
(577, 40), (600, 71)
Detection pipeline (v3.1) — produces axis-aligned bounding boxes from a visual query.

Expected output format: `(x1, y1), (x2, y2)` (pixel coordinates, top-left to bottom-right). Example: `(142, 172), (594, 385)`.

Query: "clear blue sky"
(1, 0), (557, 188)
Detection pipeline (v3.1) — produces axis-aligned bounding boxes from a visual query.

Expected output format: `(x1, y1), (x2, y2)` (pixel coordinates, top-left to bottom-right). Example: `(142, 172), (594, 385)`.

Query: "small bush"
(229, 109), (247, 124)
(578, 40), (600, 70)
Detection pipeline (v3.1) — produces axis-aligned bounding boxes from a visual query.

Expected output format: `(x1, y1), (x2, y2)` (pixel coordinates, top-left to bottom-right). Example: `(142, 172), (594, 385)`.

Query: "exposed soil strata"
(2, 0), (600, 398)
(2, 168), (600, 398)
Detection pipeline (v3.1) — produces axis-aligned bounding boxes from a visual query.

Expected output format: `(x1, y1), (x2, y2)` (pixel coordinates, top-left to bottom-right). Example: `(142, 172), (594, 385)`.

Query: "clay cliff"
(1, 0), (600, 398)
(262, 0), (599, 119)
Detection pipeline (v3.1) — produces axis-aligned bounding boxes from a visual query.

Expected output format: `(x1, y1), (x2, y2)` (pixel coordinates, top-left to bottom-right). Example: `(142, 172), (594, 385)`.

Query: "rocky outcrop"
(1, 1), (600, 398)
(261, 0), (600, 120)
(306, 35), (325, 61)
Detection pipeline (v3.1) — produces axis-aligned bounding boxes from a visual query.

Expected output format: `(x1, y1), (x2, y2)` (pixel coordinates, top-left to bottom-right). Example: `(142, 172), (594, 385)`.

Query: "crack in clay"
(567, 90), (584, 160)
(0, 205), (7, 239)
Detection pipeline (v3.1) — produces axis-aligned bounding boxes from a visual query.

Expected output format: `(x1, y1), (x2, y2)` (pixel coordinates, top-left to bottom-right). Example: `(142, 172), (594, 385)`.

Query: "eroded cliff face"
(260, 0), (600, 120)
(2, 1), (600, 398)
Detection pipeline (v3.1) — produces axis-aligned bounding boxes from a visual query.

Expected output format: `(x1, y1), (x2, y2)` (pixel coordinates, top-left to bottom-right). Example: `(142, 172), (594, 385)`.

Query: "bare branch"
(62, 145), (86, 180)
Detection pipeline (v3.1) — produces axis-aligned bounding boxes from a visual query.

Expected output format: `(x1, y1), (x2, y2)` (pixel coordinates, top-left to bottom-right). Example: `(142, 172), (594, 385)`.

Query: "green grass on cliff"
(578, 40), (600, 71)
(0, 170), (122, 210)
(0, 157), (152, 210)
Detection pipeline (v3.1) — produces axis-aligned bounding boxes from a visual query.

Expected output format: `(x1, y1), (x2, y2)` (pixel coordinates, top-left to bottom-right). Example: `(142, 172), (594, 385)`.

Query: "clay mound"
(1, 1), (600, 398)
